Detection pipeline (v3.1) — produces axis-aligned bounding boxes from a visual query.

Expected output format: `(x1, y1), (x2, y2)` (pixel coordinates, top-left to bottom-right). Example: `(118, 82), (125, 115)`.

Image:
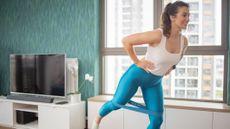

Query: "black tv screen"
(10, 54), (65, 97)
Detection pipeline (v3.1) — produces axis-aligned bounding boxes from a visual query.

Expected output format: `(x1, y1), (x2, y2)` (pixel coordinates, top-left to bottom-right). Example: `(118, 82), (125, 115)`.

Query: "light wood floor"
(0, 126), (13, 129)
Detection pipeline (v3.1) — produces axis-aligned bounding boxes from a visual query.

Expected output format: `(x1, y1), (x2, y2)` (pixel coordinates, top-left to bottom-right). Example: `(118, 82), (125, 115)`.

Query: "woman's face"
(171, 6), (190, 29)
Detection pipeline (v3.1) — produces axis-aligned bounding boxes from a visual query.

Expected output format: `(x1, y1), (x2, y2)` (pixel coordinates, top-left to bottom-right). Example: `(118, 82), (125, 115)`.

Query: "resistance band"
(112, 100), (163, 117)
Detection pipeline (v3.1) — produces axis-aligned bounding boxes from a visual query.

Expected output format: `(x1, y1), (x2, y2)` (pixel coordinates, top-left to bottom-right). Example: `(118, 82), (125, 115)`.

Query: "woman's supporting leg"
(141, 82), (164, 129)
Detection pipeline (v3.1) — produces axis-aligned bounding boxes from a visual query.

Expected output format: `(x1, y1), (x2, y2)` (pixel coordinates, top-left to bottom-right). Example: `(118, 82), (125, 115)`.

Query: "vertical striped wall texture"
(228, 0), (230, 105)
(0, 0), (100, 100)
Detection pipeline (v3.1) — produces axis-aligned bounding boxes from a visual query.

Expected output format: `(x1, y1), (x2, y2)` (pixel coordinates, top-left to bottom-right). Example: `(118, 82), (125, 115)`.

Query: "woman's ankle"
(95, 116), (102, 124)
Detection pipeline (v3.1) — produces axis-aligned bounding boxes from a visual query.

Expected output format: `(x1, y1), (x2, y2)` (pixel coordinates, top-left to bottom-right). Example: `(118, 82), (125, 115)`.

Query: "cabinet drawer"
(0, 101), (13, 126)
(213, 112), (230, 129)
(124, 109), (165, 129)
(165, 108), (212, 129)
(38, 106), (69, 129)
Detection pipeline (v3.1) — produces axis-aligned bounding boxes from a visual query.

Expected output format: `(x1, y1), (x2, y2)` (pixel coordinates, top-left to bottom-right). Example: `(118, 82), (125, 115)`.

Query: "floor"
(0, 126), (13, 129)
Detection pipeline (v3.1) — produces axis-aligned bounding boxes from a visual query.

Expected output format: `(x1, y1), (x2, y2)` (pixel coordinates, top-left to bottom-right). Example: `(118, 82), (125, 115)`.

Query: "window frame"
(100, 0), (229, 103)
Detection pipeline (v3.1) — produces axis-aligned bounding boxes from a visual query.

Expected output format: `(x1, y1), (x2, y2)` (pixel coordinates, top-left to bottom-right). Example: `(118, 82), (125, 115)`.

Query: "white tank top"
(145, 28), (184, 76)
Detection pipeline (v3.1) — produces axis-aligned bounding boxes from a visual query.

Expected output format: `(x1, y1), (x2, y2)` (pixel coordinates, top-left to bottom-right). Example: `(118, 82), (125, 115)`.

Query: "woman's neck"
(170, 25), (182, 38)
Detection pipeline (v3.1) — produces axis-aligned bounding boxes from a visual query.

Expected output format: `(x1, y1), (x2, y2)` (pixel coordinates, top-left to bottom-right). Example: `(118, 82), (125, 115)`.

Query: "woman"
(92, 1), (189, 129)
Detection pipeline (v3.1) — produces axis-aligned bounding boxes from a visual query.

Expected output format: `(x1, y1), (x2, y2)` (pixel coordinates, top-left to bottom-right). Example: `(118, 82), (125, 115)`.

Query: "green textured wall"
(228, 0), (230, 105)
(0, 0), (100, 100)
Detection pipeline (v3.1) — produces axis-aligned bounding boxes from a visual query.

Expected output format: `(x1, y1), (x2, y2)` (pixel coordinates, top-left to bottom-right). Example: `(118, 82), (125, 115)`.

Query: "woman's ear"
(170, 15), (175, 22)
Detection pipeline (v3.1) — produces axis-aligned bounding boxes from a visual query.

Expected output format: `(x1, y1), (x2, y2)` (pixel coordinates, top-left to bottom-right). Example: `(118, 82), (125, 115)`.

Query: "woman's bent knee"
(110, 101), (120, 110)
(99, 101), (120, 117)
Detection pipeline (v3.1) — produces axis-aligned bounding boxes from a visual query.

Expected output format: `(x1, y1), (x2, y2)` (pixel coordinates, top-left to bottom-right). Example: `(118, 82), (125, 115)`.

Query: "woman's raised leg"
(92, 65), (142, 128)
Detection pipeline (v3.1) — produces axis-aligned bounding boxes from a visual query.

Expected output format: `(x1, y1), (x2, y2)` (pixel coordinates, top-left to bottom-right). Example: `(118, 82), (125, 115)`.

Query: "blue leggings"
(99, 64), (164, 129)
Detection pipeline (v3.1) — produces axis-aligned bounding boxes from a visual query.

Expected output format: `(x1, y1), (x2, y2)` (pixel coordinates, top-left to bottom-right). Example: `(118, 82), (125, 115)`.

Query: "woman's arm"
(122, 29), (162, 71)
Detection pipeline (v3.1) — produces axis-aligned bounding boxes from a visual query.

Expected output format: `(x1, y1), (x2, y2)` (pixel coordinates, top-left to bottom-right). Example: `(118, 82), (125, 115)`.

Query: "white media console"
(0, 96), (85, 129)
(88, 95), (230, 129)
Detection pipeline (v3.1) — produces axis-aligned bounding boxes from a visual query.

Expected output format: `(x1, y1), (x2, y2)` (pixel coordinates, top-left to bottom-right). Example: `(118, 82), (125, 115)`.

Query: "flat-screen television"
(10, 54), (66, 97)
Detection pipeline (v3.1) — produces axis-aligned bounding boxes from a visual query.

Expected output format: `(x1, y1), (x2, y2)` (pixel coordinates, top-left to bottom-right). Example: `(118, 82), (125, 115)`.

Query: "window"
(187, 68), (198, 77)
(175, 90), (185, 98)
(187, 90), (198, 99)
(175, 79), (186, 88)
(175, 68), (186, 76)
(105, 0), (153, 48)
(102, 0), (228, 102)
(187, 79), (198, 88)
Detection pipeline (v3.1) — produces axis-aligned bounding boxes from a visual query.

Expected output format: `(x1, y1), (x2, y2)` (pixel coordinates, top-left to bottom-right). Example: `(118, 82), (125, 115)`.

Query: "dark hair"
(161, 1), (189, 38)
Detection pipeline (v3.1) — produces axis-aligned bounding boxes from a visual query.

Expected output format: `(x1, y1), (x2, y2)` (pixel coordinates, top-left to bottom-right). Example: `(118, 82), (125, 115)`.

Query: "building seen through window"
(103, 0), (225, 101)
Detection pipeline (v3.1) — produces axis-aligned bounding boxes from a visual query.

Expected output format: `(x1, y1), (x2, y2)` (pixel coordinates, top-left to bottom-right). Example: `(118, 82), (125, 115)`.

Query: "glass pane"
(163, 55), (224, 101)
(104, 55), (224, 101)
(106, 0), (153, 47)
(104, 55), (144, 95)
(163, 0), (222, 46)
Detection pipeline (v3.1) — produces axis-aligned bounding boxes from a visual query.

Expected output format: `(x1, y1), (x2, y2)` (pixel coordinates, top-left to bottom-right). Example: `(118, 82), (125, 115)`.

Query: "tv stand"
(0, 96), (85, 129)
(6, 94), (54, 103)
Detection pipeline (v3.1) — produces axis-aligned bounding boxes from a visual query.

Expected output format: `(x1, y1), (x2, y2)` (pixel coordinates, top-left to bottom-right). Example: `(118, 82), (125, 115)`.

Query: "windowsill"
(88, 95), (230, 113)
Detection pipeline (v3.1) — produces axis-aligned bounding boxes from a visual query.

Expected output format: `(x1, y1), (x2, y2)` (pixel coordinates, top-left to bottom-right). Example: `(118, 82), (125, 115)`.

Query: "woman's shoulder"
(181, 35), (188, 47)
(153, 28), (165, 39)
(147, 28), (163, 45)
(144, 28), (162, 35)
(153, 28), (163, 34)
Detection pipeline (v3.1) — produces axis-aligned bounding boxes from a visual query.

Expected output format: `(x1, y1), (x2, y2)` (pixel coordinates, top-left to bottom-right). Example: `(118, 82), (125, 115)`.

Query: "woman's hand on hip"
(136, 58), (155, 73)
(164, 67), (173, 76)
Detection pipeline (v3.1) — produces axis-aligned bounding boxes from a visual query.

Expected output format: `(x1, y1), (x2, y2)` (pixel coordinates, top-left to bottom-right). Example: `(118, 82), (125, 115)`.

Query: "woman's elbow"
(122, 37), (129, 47)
